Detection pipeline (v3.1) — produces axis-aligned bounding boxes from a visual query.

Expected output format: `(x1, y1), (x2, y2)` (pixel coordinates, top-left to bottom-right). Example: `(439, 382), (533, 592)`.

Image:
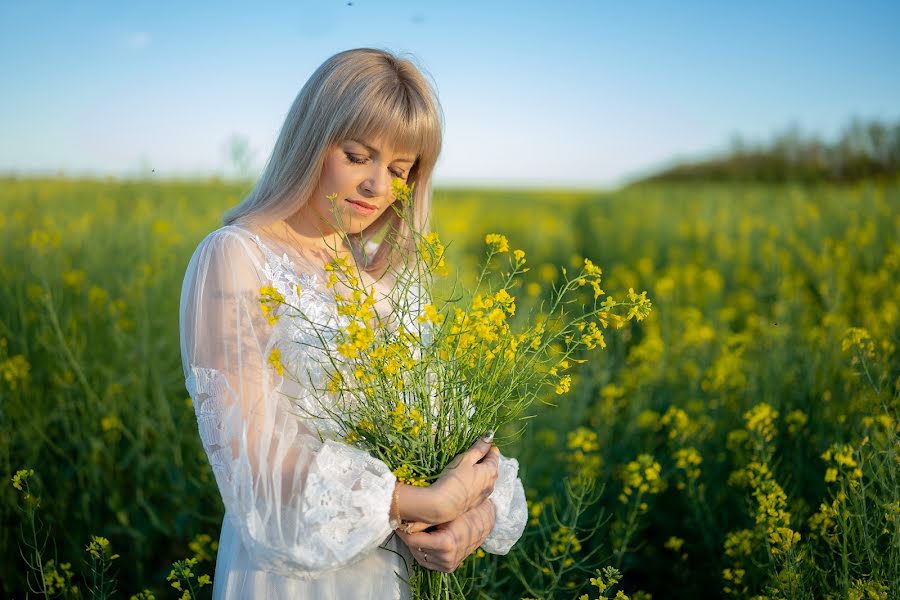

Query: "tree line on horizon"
(638, 116), (900, 184)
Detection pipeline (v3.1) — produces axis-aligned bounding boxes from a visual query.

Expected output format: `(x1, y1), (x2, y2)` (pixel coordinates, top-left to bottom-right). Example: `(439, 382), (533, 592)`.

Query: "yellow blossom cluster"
(418, 231), (448, 276)
(546, 525), (581, 569)
(391, 177), (414, 203)
(268, 347), (284, 376)
(1, 354), (31, 391)
(392, 464), (428, 487)
(86, 535), (120, 561)
(625, 287), (651, 321)
(40, 559), (76, 597)
(417, 303), (444, 326)
(841, 326), (876, 357)
(661, 406), (694, 442)
(808, 490), (846, 545)
(821, 442), (864, 484)
(744, 461), (800, 555)
(166, 556), (211, 596)
(743, 402), (779, 443)
(579, 320), (607, 350)
(673, 447), (703, 481)
(578, 566), (629, 600)
(259, 285), (285, 325)
(618, 454), (665, 507)
(335, 288), (377, 321)
(548, 358), (586, 395)
(11, 468), (35, 491)
(325, 254), (360, 289)
(722, 565), (748, 596)
(567, 426), (603, 480)
(391, 401), (424, 436)
(784, 409), (808, 436)
(367, 340), (417, 381)
(445, 288), (521, 366)
(484, 233), (510, 253)
(336, 320), (376, 359)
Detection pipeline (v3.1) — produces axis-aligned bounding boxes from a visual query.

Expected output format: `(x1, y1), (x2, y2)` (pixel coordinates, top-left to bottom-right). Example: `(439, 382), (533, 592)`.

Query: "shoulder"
(190, 224), (267, 267)
(182, 225), (270, 296)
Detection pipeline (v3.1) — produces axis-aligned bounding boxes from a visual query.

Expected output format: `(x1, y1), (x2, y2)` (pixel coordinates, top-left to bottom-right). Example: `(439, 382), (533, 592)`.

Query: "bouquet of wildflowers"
(258, 180), (652, 598)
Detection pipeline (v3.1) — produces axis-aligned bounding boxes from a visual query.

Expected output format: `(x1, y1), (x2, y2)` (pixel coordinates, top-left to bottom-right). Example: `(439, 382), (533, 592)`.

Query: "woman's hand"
(396, 497), (497, 573)
(427, 431), (500, 524)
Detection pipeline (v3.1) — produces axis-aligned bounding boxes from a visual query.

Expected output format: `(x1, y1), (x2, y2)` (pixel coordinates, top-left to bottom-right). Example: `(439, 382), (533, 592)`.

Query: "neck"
(276, 209), (359, 267)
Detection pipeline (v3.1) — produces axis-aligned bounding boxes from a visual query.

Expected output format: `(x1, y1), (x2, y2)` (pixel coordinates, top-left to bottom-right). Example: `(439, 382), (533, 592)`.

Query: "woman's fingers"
(465, 430), (495, 464)
(399, 520), (432, 534)
(395, 526), (457, 572)
(477, 445), (500, 467)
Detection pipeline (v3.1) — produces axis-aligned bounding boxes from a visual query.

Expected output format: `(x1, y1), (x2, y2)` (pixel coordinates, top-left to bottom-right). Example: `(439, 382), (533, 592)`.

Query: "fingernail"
(482, 430), (494, 442)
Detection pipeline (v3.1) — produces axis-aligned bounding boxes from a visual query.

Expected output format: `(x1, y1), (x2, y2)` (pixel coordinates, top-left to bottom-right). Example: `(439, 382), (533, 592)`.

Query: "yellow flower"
(619, 454), (665, 503)
(484, 233), (509, 253)
(418, 231), (448, 275)
(11, 468), (35, 491)
(1, 355), (31, 390)
(391, 178), (414, 202)
(417, 303), (445, 325)
(554, 375), (572, 395)
(664, 536), (685, 551)
(268, 348), (284, 376)
(259, 286), (285, 325)
(743, 402), (778, 441)
(673, 447), (702, 479)
(86, 536), (119, 561)
(583, 257), (602, 278)
(393, 464), (429, 487)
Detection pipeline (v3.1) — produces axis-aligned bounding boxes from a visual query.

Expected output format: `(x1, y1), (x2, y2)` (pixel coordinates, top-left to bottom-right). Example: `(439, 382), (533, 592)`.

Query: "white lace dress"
(178, 223), (528, 599)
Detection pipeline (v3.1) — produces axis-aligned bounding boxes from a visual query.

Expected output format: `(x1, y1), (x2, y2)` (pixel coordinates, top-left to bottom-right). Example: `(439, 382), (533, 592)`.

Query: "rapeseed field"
(3, 177), (897, 598)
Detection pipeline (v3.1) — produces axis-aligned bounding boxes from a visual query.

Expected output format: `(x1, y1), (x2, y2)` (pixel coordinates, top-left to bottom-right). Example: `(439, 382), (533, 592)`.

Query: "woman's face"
(306, 134), (416, 236)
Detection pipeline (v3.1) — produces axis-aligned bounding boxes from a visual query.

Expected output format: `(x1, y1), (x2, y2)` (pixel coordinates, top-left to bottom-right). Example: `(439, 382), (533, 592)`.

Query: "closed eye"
(345, 152), (407, 179)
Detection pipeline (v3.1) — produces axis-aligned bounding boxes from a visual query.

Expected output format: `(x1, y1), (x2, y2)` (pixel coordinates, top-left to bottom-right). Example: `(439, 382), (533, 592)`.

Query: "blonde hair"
(223, 47), (444, 277)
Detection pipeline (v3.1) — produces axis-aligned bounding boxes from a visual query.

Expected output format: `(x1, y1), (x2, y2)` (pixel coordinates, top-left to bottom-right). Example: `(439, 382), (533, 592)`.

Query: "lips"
(346, 198), (377, 210)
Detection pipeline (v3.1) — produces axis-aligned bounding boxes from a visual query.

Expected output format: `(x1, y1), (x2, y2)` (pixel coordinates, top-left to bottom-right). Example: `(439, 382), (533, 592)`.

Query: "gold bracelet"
(391, 482), (402, 529)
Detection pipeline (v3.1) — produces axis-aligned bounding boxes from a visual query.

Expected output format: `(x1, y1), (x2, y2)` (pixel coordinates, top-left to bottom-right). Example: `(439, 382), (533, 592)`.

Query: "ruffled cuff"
(481, 455), (528, 555)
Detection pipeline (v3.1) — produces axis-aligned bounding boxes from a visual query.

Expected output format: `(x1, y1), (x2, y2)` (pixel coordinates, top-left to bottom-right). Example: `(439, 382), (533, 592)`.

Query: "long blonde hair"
(223, 47), (444, 278)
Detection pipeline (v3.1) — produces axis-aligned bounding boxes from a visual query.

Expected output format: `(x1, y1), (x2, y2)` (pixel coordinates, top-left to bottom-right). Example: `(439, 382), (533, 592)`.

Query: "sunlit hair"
(223, 47), (444, 277)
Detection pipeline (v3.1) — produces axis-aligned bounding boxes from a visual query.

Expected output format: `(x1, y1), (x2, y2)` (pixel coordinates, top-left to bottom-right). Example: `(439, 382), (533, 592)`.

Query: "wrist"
(397, 482), (446, 524)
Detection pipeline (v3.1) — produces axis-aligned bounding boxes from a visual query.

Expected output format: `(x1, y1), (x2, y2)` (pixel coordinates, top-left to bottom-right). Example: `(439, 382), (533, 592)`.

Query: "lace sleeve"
(481, 455), (528, 555)
(179, 228), (398, 579)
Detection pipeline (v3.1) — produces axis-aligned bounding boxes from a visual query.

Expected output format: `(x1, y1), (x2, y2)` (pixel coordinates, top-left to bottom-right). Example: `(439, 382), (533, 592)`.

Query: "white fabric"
(179, 223), (528, 599)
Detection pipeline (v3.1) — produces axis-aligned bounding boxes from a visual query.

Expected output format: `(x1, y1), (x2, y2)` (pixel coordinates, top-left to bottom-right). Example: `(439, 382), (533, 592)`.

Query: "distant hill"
(634, 117), (900, 184)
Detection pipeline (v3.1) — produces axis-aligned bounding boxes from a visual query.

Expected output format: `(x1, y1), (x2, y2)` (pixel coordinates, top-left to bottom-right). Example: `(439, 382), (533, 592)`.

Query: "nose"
(360, 163), (391, 200)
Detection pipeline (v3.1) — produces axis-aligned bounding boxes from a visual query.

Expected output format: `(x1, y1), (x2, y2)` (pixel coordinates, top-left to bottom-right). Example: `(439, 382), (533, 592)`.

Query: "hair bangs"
(336, 81), (441, 177)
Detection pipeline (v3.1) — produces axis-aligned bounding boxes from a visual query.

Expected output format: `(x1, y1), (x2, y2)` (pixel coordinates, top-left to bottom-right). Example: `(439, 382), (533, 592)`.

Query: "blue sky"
(1, 0), (898, 189)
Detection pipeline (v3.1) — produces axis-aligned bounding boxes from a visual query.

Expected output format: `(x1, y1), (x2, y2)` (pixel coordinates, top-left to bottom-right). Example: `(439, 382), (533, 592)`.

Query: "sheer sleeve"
(481, 454), (528, 555)
(179, 228), (398, 580)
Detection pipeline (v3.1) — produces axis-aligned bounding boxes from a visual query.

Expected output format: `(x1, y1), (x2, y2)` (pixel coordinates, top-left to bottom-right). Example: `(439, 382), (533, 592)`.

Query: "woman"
(179, 48), (528, 599)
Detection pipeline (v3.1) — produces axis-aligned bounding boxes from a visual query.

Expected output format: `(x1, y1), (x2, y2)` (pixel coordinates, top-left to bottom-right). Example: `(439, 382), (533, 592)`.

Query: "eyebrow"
(348, 139), (416, 164)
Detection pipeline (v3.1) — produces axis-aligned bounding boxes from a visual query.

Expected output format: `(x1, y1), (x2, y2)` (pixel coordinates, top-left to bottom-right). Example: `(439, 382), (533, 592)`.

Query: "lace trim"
(186, 366), (238, 492)
(482, 456), (528, 555)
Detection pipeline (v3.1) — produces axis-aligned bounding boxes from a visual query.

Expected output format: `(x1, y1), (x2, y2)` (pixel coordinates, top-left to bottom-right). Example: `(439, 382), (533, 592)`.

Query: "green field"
(2, 177), (898, 599)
